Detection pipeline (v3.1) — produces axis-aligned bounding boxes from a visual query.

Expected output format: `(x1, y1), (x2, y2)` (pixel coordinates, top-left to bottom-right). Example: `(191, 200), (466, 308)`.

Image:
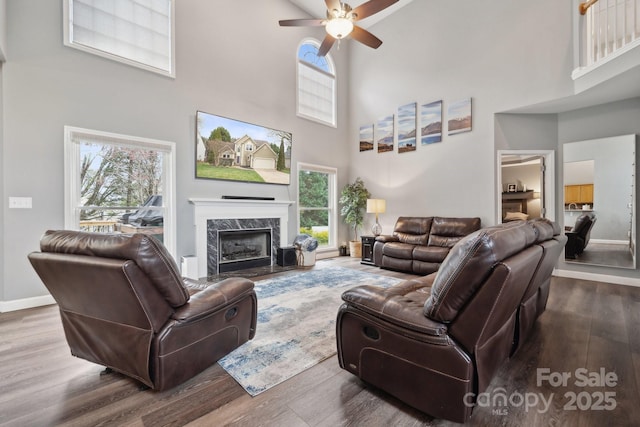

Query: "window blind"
(297, 61), (336, 126)
(69, 0), (173, 74)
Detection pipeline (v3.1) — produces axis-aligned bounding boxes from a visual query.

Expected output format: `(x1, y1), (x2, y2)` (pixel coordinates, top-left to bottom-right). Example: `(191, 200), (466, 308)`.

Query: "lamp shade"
(325, 18), (354, 39)
(366, 199), (386, 214)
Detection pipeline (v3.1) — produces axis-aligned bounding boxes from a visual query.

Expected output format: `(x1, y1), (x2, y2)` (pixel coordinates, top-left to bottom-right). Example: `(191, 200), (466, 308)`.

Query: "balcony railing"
(576, 0), (640, 74)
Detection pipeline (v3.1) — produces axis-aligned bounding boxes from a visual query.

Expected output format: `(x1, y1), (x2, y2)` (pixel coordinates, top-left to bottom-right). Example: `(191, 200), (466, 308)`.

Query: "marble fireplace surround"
(189, 198), (294, 278)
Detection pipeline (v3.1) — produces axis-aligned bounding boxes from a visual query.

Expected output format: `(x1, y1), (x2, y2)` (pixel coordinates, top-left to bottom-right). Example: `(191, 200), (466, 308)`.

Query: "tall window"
(64, 126), (177, 256)
(63, 0), (175, 77)
(298, 163), (337, 250)
(297, 39), (337, 127)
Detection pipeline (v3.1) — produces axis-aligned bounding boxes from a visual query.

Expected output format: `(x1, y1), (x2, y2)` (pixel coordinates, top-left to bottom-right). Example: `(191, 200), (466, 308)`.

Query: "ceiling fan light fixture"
(325, 17), (354, 39)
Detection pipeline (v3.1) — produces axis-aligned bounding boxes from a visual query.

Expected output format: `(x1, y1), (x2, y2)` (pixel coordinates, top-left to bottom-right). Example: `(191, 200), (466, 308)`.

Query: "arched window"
(297, 39), (336, 127)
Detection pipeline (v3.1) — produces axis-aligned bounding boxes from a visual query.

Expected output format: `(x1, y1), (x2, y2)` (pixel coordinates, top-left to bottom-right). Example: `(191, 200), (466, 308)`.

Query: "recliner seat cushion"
(382, 242), (415, 258)
(40, 230), (189, 307)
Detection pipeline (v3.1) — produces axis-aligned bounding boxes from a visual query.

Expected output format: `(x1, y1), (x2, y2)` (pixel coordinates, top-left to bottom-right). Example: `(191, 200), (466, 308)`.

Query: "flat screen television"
(196, 110), (292, 185)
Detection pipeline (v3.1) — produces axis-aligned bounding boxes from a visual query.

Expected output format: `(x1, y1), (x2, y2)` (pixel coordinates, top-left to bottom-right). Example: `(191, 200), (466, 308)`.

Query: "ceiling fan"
(279, 0), (399, 56)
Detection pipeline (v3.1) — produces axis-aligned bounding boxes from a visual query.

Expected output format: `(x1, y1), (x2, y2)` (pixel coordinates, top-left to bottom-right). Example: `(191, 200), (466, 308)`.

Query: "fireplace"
(218, 228), (272, 273)
(189, 198), (294, 278)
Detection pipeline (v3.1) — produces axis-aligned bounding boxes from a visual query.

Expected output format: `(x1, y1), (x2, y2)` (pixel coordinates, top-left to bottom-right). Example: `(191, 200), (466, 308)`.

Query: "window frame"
(297, 162), (338, 253)
(63, 0), (176, 78)
(64, 126), (177, 257)
(296, 38), (337, 128)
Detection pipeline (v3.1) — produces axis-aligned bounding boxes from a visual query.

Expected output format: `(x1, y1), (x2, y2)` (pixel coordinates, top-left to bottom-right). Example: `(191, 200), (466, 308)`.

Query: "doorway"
(497, 150), (555, 224)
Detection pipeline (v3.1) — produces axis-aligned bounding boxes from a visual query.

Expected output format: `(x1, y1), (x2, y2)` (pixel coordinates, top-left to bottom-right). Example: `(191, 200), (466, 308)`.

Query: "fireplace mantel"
(189, 198), (295, 278)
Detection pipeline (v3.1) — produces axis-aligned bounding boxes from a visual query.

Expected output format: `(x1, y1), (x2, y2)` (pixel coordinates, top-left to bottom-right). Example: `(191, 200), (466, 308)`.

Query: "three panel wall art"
(359, 98), (472, 153)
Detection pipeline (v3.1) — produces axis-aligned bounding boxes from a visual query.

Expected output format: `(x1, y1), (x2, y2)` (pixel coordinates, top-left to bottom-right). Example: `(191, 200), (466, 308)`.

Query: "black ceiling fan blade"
(318, 34), (337, 56)
(279, 18), (325, 27)
(350, 25), (383, 49)
(325, 0), (342, 14)
(351, 0), (400, 21)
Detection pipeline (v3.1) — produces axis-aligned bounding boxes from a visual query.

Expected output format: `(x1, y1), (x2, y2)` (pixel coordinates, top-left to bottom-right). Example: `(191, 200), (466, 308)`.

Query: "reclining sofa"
(28, 230), (257, 391)
(373, 216), (481, 274)
(337, 219), (566, 422)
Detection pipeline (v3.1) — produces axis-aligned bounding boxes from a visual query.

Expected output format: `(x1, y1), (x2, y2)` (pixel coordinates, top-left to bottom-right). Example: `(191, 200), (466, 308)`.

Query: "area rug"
(217, 265), (401, 396)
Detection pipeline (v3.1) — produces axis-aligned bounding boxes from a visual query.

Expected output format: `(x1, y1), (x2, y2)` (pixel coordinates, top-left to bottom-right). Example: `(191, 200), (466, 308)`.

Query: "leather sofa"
(373, 216), (481, 274)
(28, 230), (257, 391)
(564, 212), (597, 259)
(336, 219), (565, 422)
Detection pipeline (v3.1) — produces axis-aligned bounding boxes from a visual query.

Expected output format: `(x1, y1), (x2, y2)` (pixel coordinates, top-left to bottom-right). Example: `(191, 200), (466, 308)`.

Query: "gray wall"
(346, 1), (639, 280)
(2, 1), (639, 305)
(1, 0), (351, 302)
(347, 0), (573, 233)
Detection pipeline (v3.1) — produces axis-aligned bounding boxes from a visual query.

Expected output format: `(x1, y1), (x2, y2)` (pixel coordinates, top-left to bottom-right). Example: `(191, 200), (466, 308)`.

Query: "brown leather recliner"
(564, 212), (596, 259)
(337, 220), (565, 422)
(28, 230), (257, 391)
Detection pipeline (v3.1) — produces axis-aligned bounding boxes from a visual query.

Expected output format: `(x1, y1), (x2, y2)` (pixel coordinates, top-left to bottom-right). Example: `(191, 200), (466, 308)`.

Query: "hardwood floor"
(1, 257), (639, 426)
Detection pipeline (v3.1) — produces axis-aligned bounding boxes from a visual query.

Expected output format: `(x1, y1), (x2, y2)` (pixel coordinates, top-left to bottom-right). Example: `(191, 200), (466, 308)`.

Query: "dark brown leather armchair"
(28, 230), (257, 391)
(337, 220), (565, 422)
(565, 212), (596, 259)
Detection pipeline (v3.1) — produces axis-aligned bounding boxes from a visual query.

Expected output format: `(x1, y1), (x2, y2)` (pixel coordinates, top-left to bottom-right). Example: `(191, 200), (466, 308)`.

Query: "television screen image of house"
(196, 111), (292, 185)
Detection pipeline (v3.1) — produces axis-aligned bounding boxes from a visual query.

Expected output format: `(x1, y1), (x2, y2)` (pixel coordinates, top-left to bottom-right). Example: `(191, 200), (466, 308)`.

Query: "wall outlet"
(9, 197), (32, 209)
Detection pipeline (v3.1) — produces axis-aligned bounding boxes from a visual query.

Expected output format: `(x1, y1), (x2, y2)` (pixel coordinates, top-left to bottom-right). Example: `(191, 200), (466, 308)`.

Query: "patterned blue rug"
(218, 264), (401, 396)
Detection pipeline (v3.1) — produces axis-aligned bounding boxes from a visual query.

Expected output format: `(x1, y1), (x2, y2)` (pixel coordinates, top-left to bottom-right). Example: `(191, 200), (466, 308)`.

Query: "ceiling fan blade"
(351, 0), (400, 21)
(350, 25), (383, 49)
(318, 34), (336, 57)
(325, 0), (342, 14)
(279, 18), (326, 27)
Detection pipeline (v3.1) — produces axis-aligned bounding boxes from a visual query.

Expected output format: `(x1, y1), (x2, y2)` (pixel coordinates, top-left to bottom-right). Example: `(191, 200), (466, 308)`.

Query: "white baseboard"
(0, 294), (56, 313)
(554, 269), (640, 287)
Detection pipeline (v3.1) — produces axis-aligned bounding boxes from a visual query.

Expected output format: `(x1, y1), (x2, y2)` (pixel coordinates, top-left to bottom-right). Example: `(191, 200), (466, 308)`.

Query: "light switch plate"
(9, 197), (33, 209)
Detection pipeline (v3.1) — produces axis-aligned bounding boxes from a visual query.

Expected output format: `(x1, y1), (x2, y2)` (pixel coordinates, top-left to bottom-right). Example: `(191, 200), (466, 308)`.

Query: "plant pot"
(349, 240), (362, 258)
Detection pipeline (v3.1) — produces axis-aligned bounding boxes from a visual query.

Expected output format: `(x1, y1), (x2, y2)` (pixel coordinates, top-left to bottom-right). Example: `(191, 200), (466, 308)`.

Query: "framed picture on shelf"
(507, 183), (517, 192)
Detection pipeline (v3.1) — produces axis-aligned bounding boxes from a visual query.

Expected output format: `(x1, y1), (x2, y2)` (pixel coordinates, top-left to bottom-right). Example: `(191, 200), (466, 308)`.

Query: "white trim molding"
(0, 294), (56, 313)
(554, 269), (640, 288)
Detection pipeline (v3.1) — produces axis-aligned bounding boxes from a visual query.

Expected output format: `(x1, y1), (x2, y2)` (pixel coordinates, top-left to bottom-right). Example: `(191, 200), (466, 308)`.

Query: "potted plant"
(340, 177), (371, 258)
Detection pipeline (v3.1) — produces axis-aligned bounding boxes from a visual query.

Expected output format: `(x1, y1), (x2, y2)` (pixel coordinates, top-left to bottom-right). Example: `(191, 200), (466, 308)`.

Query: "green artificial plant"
(339, 177), (371, 241)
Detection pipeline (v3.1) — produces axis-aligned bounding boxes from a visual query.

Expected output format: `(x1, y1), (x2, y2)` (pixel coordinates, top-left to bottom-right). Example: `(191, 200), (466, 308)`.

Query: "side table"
(361, 235), (376, 266)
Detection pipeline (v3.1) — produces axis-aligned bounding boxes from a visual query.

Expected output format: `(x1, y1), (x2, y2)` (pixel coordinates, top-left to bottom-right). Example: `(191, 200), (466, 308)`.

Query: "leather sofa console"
(373, 216), (481, 274)
(337, 219), (566, 422)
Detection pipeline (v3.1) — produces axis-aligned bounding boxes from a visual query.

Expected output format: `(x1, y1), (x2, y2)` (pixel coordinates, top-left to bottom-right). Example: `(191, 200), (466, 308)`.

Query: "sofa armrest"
(375, 234), (399, 243)
(341, 278), (447, 337)
(173, 277), (255, 322)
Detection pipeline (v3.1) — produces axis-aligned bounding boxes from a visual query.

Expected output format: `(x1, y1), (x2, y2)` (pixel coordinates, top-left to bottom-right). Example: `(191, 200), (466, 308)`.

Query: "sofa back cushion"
(393, 217), (433, 245)
(424, 221), (537, 322)
(427, 217), (481, 248)
(40, 230), (189, 307)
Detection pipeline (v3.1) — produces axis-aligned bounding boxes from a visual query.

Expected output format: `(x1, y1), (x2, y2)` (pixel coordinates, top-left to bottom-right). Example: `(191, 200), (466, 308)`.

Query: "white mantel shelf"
(188, 198), (295, 278)
(189, 198), (295, 208)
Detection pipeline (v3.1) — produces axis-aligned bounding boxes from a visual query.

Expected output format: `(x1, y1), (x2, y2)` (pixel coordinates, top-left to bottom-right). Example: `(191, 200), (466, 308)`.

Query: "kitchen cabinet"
(564, 184), (593, 204)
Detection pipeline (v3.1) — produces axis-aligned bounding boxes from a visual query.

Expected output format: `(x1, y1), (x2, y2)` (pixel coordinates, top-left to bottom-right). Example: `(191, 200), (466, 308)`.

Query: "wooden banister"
(579, 0), (599, 15)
